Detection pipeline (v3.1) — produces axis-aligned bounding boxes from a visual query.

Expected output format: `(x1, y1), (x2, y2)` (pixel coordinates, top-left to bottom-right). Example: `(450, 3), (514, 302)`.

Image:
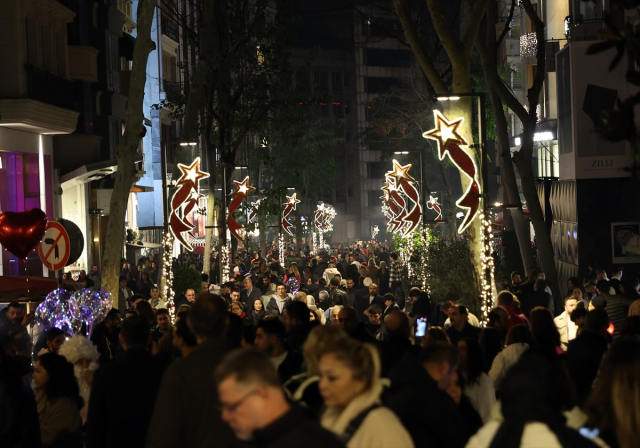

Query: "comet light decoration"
(380, 160), (422, 236)
(423, 110), (480, 233)
(169, 157), (209, 251)
(372, 225), (379, 239)
(281, 193), (300, 236)
(227, 176), (256, 241)
(248, 199), (261, 223)
(314, 203), (336, 252)
(426, 195), (443, 221)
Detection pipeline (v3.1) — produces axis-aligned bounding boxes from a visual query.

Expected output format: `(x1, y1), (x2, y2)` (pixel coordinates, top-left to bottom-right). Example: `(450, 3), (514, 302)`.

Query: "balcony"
(163, 80), (182, 103)
(25, 65), (75, 110)
(68, 46), (100, 83)
(161, 14), (179, 42)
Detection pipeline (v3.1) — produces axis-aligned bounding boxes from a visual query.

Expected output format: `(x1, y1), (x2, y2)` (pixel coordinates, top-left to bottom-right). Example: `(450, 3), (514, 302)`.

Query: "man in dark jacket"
(90, 308), (122, 365)
(384, 342), (471, 448)
(597, 280), (630, 338)
(216, 347), (344, 448)
(254, 318), (302, 383)
(282, 301), (316, 354)
(446, 305), (481, 345)
(520, 278), (551, 319)
(146, 294), (235, 448)
(241, 276), (263, 314)
(355, 282), (384, 322)
(337, 307), (376, 344)
(87, 315), (169, 448)
(566, 309), (611, 406)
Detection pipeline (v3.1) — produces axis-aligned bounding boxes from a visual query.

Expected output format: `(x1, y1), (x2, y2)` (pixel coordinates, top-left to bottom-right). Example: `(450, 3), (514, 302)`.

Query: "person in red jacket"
(497, 291), (527, 329)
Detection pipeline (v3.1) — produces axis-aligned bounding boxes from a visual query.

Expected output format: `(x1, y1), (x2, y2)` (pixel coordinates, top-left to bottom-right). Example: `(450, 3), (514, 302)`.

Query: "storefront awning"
(60, 156), (143, 188)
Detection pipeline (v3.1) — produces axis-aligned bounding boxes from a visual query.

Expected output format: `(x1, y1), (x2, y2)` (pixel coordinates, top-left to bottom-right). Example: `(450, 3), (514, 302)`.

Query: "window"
(344, 74), (350, 87)
(314, 71), (328, 92)
(364, 49), (411, 68)
(363, 17), (403, 38)
(333, 102), (344, 117)
(368, 162), (386, 179)
(368, 190), (382, 207)
(332, 72), (343, 92)
(365, 77), (400, 94)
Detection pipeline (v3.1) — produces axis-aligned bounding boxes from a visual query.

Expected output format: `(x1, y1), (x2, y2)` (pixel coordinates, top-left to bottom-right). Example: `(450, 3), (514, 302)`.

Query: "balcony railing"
(25, 65), (75, 111)
(161, 14), (179, 42)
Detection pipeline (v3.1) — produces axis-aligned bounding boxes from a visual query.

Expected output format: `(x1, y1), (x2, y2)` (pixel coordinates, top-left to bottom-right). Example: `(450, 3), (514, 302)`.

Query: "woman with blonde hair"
(284, 325), (346, 417)
(284, 264), (301, 283)
(318, 338), (414, 448)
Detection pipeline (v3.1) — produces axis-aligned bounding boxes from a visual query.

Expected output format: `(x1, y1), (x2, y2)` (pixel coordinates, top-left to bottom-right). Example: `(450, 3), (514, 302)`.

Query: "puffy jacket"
(488, 343), (529, 390)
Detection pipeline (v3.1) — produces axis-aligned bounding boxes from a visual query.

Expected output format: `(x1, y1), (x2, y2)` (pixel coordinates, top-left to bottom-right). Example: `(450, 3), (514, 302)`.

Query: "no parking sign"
(38, 221), (71, 271)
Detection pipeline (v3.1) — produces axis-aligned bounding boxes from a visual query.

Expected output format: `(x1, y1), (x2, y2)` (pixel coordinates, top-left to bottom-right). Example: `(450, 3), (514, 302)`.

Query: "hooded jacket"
(488, 342), (529, 391)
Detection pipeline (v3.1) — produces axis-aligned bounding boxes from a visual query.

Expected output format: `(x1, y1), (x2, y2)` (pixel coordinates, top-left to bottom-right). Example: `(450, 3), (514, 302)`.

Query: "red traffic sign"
(38, 221), (70, 271)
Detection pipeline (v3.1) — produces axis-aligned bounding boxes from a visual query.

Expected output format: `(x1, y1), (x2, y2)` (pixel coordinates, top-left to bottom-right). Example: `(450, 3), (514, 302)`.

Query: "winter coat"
(488, 343), (529, 390)
(267, 296), (292, 317)
(321, 381), (414, 448)
(323, 267), (342, 286)
(463, 373), (496, 424)
(554, 310), (574, 350)
(466, 421), (589, 448)
(36, 390), (83, 448)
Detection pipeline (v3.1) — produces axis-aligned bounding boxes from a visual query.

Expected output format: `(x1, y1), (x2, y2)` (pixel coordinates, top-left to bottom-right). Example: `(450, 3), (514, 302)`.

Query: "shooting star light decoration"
(169, 158), (209, 251)
(426, 195), (443, 221)
(372, 225), (379, 239)
(380, 160), (422, 236)
(281, 193), (300, 236)
(423, 110), (480, 233)
(227, 176), (255, 241)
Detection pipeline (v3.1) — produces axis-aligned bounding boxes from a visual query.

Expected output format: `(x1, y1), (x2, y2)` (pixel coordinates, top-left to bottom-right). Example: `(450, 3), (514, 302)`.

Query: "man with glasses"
(215, 346), (344, 447)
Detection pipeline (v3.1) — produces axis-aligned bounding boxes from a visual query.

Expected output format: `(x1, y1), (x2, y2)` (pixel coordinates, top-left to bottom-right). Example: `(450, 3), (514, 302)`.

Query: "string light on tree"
(278, 234), (285, 268)
(220, 243), (231, 283)
(479, 214), (496, 325)
(161, 232), (175, 319)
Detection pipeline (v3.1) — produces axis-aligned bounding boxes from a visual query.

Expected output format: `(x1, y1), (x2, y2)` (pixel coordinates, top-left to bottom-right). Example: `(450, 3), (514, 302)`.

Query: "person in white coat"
(319, 337), (414, 448)
(488, 324), (535, 391)
(467, 352), (604, 448)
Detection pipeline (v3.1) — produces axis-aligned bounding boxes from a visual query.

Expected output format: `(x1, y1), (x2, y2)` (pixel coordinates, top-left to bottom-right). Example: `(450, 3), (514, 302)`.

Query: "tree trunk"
(102, 0), (156, 294)
(486, 85), (536, 275)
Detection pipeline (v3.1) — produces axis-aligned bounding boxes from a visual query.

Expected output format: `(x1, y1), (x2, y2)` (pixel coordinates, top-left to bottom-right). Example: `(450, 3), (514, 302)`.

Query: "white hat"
(363, 277), (373, 287)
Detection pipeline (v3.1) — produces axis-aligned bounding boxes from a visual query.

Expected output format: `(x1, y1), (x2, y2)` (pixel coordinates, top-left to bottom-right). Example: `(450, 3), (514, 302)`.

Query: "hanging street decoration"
(161, 232), (175, 318)
(227, 176), (256, 241)
(313, 203), (336, 252)
(322, 205), (336, 232)
(248, 199), (262, 223)
(372, 225), (379, 239)
(423, 110), (480, 233)
(426, 195), (443, 222)
(169, 158), (209, 251)
(281, 193), (300, 236)
(380, 160), (422, 237)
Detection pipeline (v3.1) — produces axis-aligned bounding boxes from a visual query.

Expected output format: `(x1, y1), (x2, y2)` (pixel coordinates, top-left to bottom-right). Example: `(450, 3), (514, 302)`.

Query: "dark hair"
(505, 324), (536, 346)
(155, 308), (170, 317)
(46, 327), (65, 342)
(511, 271), (520, 279)
(132, 293), (146, 302)
(390, 253), (398, 260)
(409, 287), (422, 298)
(612, 265), (623, 275)
(38, 353), (84, 409)
(620, 316), (640, 338)
(455, 305), (469, 315)
(488, 308), (505, 326)
(567, 277), (581, 289)
(368, 304), (383, 315)
(135, 301), (157, 326)
(201, 273), (209, 282)
(383, 293), (395, 304)
(535, 278), (547, 291)
(596, 280), (610, 294)
(255, 318), (286, 341)
(7, 301), (22, 310)
(459, 338), (486, 385)
(479, 327), (503, 371)
(529, 307), (561, 354)
(497, 290), (515, 306)
(570, 303), (588, 323)
(214, 346), (281, 388)
(285, 301), (310, 324)
(329, 277), (340, 287)
(120, 315), (151, 347)
(189, 293), (229, 337)
(421, 341), (459, 367)
(585, 309), (610, 331)
(119, 276), (127, 283)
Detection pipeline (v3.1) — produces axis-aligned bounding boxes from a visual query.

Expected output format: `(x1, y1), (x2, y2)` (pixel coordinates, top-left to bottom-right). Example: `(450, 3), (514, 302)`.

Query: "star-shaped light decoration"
(423, 110), (467, 153)
(286, 193), (300, 206)
(232, 176), (256, 198)
(385, 159), (416, 183)
(427, 195), (439, 207)
(177, 158), (210, 187)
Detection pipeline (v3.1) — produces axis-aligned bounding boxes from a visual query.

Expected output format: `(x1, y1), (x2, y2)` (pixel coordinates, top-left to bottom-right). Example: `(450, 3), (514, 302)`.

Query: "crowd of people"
(2, 242), (640, 448)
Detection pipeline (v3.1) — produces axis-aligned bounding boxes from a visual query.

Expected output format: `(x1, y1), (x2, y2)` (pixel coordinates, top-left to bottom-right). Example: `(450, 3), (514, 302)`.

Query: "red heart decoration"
(0, 208), (48, 260)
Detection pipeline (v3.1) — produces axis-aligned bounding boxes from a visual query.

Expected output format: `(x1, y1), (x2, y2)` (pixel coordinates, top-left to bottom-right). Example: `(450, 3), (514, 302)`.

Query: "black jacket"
(285, 323), (317, 354)
(252, 407), (344, 448)
(355, 294), (384, 322)
(90, 322), (121, 366)
(384, 352), (471, 448)
(86, 347), (169, 448)
(277, 350), (303, 384)
(520, 290), (550, 318)
(146, 337), (236, 448)
(446, 323), (481, 346)
(0, 356), (41, 448)
(566, 330), (609, 406)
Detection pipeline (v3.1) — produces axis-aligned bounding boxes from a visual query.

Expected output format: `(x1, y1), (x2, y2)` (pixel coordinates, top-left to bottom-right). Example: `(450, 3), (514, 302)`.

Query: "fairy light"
(312, 231), (317, 254)
(520, 32), (537, 58)
(161, 232), (175, 318)
(220, 243), (231, 282)
(479, 213), (496, 326)
(278, 234), (285, 268)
